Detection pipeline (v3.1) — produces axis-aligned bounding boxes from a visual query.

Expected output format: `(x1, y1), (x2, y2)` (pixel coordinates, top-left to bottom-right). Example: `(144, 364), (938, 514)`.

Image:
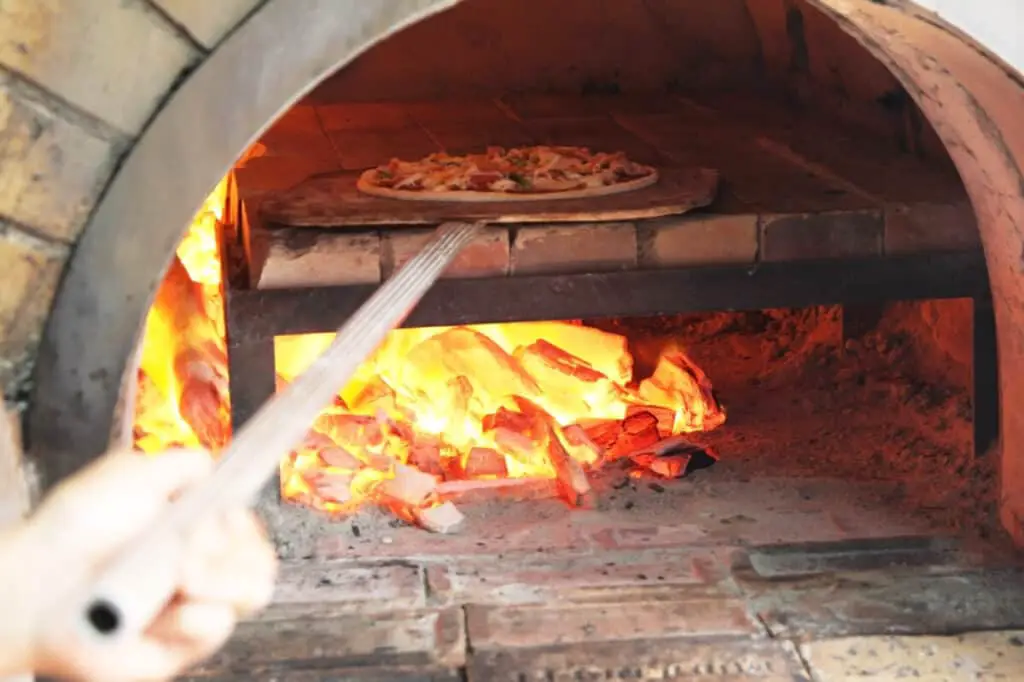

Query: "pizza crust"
(357, 167), (660, 202)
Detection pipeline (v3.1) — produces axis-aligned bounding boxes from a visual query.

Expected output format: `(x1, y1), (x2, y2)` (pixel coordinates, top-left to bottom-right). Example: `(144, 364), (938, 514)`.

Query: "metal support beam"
(973, 295), (1000, 457)
(224, 253), (990, 432)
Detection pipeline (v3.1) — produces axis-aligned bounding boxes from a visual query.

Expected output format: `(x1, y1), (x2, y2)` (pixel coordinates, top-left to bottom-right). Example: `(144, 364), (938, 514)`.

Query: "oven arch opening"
(19, 0), (1024, 545)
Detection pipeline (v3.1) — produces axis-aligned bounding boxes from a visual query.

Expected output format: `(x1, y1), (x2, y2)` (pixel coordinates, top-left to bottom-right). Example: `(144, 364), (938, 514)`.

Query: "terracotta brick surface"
(195, 608), (466, 674)
(316, 102), (415, 131)
(329, 129), (440, 170)
(0, 0), (199, 133)
(256, 229), (380, 289)
(234, 156), (340, 200)
(382, 226), (510, 278)
(761, 210), (882, 261)
(150, 0), (262, 48)
(426, 122), (534, 155)
(266, 104), (322, 136)
(0, 78), (121, 242)
(268, 563), (426, 616)
(511, 223), (637, 275)
(638, 214), (758, 267)
(466, 598), (756, 649)
(405, 98), (511, 126)
(0, 225), (67, 393)
(467, 637), (803, 681)
(885, 201), (981, 254)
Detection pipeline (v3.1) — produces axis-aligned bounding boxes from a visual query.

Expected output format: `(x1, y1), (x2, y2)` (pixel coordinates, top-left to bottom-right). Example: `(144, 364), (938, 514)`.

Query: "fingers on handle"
(180, 509), (278, 617)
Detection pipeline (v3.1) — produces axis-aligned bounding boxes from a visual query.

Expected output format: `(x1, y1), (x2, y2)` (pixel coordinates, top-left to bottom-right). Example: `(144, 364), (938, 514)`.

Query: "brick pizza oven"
(4, 0), (1024, 679)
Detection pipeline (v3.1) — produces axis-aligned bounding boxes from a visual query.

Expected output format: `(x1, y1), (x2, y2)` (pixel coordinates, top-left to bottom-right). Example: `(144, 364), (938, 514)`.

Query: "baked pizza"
(357, 145), (658, 202)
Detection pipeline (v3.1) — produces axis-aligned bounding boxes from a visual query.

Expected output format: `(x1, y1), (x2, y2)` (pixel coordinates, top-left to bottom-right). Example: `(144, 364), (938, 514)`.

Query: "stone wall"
(0, 0), (264, 401)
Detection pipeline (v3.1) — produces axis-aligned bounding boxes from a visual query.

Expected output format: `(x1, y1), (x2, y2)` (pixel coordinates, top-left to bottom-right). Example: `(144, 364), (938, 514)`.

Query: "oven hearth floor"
(185, 311), (1023, 681)
(186, 479), (1024, 681)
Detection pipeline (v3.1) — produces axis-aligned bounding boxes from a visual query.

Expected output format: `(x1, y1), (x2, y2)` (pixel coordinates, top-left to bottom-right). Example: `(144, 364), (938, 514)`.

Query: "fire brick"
(0, 79), (120, 242)
(761, 210), (882, 261)
(0, 0), (199, 134)
(257, 230), (380, 289)
(0, 225), (66, 392)
(382, 226), (510, 278)
(465, 597), (756, 650)
(885, 201), (981, 254)
(637, 214), (758, 267)
(511, 222), (638, 275)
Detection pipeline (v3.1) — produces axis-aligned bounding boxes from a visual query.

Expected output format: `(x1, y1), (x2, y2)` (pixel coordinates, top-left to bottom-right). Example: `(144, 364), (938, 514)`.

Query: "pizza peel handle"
(67, 221), (483, 643)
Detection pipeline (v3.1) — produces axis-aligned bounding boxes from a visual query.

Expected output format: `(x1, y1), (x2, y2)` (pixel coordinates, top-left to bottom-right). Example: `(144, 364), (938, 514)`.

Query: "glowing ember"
(134, 175), (726, 528)
(133, 177), (229, 452)
(273, 323), (724, 515)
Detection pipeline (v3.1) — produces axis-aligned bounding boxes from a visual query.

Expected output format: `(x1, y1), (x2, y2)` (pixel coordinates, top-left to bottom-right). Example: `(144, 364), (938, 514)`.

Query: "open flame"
(134, 177), (726, 528)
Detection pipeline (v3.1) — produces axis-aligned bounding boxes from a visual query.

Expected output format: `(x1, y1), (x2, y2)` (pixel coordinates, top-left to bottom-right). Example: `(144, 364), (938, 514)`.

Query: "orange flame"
(134, 177), (726, 518)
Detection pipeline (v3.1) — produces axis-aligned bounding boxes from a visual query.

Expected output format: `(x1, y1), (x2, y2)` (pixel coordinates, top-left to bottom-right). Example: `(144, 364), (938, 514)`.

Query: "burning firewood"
(626, 404), (675, 437)
(308, 472), (354, 503)
(175, 352), (230, 450)
(379, 464), (438, 506)
(578, 418), (622, 451)
(435, 477), (559, 505)
(544, 424), (592, 507)
(409, 438), (445, 477)
(318, 446), (361, 470)
(562, 425), (603, 467)
(315, 413), (383, 448)
(302, 431), (337, 452)
(628, 435), (719, 479)
(463, 447), (508, 478)
(414, 502), (465, 534)
(634, 454), (690, 479)
(638, 349), (726, 432)
(605, 411), (661, 460)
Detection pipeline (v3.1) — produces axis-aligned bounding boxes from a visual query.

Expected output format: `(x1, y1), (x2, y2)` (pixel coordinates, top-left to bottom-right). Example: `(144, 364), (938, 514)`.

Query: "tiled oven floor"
(184, 469), (1024, 681)
(183, 311), (1024, 680)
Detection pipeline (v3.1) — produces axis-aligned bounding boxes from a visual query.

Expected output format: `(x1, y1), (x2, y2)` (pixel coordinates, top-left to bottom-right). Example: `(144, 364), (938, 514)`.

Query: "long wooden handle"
(72, 221), (482, 641)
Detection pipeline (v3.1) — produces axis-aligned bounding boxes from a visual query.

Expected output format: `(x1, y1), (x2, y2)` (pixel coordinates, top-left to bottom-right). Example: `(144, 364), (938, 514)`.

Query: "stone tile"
(466, 597), (758, 650)
(426, 122), (534, 155)
(0, 224), (67, 391)
(522, 117), (664, 165)
(743, 568), (1024, 640)
(194, 609), (466, 675)
(432, 548), (730, 607)
(150, 0), (260, 48)
(0, 77), (121, 241)
(467, 637), (805, 681)
(500, 94), (615, 119)
(406, 98), (512, 126)
(0, 0), (199, 133)
(330, 128), (440, 170)
(267, 562), (426, 616)
(256, 229), (381, 289)
(638, 214), (758, 267)
(317, 102), (415, 131)
(264, 104), (323, 137)
(739, 535), (979, 580)
(181, 667), (462, 682)
(257, 129), (338, 161)
(382, 226), (510, 278)
(511, 223), (637, 275)
(801, 631), (1024, 681)
(885, 201), (982, 255)
(761, 210), (882, 261)
(234, 156), (339, 200)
